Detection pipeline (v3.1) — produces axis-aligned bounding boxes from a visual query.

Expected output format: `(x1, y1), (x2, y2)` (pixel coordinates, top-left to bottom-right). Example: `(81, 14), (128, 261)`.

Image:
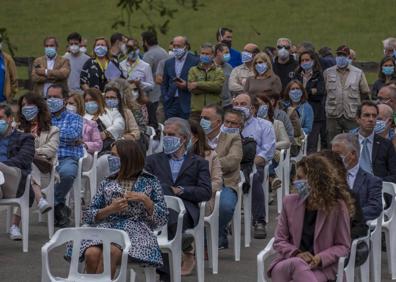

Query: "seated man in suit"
(145, 117), (211, 282)
(355, 100), (396, 183)
(200, 104), (243, 249)
(332, 133), (382, 221)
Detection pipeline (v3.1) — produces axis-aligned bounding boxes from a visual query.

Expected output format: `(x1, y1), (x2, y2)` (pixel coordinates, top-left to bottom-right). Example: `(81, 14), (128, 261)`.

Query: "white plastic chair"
(0, 170), (4, 185)
(256, 237), (275, 282)
(38, 166), (57, 239)
(129, 265), (156, 282)
(153, 123), (164, 154)
(157, 196), (186, 282)
(274, 148), (291, 214)
(261, 164), (270, 224)
(382, 181), (396, 279)
(1, 174), (31, 252)
(146, 126), (156, 156)
(367, 212), (383, 282)
(82, 151), (99, 200)
(204, 190), (221, 274)
(243, 165), (257, 248)
(232, 171), (244, 262)
(70, 156), (85, 227)
(41, 227), (131, 282)
(185, 201), (206, 282)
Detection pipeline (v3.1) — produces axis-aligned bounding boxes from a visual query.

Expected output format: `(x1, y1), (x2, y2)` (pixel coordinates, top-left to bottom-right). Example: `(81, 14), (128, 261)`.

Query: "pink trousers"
(271, 257), (328, 282)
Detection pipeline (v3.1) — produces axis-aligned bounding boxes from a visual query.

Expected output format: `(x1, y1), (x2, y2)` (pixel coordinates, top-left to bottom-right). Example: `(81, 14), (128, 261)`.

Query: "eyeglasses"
(277, 45), (290, 50)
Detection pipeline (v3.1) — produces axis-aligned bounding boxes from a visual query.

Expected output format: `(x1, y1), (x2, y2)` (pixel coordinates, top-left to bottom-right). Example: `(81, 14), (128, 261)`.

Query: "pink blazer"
(268, 194), (351, 281)
(83, 119), (103, 154)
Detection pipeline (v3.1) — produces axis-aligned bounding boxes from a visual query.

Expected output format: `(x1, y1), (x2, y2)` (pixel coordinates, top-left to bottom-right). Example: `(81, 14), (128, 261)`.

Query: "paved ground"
(0, 204), (394, 282)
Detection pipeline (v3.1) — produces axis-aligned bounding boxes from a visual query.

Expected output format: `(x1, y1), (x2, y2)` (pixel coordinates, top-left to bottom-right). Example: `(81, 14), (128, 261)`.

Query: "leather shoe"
(254, 222), (267, 239)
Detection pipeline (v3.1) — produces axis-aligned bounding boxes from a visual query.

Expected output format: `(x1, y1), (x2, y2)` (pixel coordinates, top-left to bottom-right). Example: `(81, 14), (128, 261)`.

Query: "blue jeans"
(55, 157), (79, 206)
(219, 187), (238, 247)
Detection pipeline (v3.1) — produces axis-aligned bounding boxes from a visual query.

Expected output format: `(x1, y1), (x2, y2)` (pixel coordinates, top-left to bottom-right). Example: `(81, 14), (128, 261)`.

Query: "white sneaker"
(9, 225), (22, 241)
(38, 197), (52, 214)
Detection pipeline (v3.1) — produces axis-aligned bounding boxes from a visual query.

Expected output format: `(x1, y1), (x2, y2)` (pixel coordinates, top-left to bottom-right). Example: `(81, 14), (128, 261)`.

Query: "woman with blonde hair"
(268, 154), (351, 282)
(244, 52), (282, 97)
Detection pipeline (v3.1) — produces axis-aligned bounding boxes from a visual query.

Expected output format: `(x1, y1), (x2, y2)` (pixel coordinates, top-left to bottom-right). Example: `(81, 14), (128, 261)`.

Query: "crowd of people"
(1, 28), (396, 281)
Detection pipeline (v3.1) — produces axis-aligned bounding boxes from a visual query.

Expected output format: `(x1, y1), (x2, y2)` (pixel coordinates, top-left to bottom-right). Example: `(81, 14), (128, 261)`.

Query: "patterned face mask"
(108, 155), (121, 175)
(163, 136), (182, 155)
(21, 105), (39, 121)
(293, 179), (310, 201)
(47, 98), (64, 113)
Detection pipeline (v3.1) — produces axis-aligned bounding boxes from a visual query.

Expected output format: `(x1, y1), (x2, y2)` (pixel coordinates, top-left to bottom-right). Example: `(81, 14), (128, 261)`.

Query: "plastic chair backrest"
(0, 171), (4, 185)
(383, 182), (396, 221)
(158, 196), (186, 241)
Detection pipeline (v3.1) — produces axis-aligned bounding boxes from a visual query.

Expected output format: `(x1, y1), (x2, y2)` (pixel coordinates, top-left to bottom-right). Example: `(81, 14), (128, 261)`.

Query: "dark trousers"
(307, 121), (326, 154)
(147, 101), (159, 129)
(252, 165), (265, 224)
(163, 97), (189, 120)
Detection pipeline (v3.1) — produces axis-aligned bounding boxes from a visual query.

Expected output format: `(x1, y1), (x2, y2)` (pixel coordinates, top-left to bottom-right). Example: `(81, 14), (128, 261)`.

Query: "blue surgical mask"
(85, 101), (99, 115)
(241, 51), (253, 63)
(163, 136), (182, 155)
(47, 98), (64, 113)
(94, 45), (108, 57)
(336, 56), (349, 68)
(233, 106), (251, 119)
(257, 104), (269, 119)
(220, 124), (239, 135)
(173, 48), (186, 59)
(289, 89), (303, 103)
(200, 118), (212, 134)
(21, 105), (39, 121)
(108, 155), (121, 175)
(223, 53), (231, 63)
(293, 179), (310, 200)
(374, 119), (387, 134)
(382, 66), (395, 76)
(45, 47), (57, 58)
(0, 119), (9, 135)
(301, 60), (314, 71)
(255, 63), (268, 75)
(200, 54), (213, 64)
(105, 99), (119, 109)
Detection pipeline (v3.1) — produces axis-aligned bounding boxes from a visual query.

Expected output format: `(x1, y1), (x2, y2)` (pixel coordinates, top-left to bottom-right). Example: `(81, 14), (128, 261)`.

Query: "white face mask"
(66, 104), (77, 113)
(69, 44), (80, 54)
(79, 46), (87, 54)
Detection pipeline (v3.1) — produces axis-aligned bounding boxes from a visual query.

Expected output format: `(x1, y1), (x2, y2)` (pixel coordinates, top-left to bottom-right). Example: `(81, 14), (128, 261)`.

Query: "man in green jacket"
(188, 43), (225, 119)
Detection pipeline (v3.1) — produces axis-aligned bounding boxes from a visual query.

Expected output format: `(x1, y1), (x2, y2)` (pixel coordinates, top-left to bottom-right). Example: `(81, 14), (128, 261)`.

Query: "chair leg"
(195, 234), (205, 282)
(130, 268), (136, 282)
(169, 250), (181, 282)
(21, 204), (29, 252)
(206, 225), (213, 268)
(243, 192), (252, 247)
(144, 267), (156, 282)
(359, 255), (370, 282)
(5, 206), (11, 232)
(370, 235), (381, 282)
(73, 180), (81, 227)
(386, 229), (396, 279)
(233, 201), (241, 262)
(47, 209), (54, 239)
(211, 222), (219, 274)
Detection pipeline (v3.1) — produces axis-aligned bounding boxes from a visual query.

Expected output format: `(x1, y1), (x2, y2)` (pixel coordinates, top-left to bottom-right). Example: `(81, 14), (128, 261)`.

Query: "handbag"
(33, 155), (53, 174)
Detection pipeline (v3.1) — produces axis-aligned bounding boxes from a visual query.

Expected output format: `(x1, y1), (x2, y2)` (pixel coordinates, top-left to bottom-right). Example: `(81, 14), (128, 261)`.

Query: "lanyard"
(127, 59), (140, 77)
(96, 58), (109, 72)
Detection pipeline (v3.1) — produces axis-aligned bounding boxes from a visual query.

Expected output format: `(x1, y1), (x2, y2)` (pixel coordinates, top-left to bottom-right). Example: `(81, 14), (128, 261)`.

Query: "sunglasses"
(277, 45), (290, 50)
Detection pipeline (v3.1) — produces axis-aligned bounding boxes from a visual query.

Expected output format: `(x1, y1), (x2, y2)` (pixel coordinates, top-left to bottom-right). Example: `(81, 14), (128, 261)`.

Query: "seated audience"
(376, 103), (396, 149)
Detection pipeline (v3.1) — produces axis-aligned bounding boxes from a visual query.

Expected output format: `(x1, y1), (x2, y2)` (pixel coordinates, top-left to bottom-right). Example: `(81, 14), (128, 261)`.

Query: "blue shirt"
(0, 134), (10, 162)
(229, 48), (242, 68)
(284, 100), (314, 135)
(51, 110), (84, 159)
(169, 155), (185, 183)
(242, 117), (276, 162)
(0, 54), (5, 102)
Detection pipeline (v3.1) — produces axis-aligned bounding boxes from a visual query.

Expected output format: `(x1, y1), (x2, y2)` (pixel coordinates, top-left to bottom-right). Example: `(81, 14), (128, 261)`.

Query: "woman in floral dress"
(65, 139), (167, 278)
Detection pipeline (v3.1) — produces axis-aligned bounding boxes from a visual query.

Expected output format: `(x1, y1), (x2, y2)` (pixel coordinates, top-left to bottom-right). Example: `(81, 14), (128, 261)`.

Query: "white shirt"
(119, 59), (154, 93)
(174, 54), (187, 97)
(43, 57), (55, 96)
(347, 163), (360, 189)
(358, 131), (374, 162)
(208, 132), (221, 149)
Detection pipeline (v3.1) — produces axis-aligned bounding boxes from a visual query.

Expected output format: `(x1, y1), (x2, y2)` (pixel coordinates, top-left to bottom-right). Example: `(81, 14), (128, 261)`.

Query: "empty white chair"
(382, 181), (396, 279)
(157, 196), (186, 282)
(367, 212), (383, 282)
(185, 202), (206, 282)
(204, 190), (221, 274)
(146, 126), (156, 156)
(232, 171), (244, 261)
(1, 175), (31, 252)
(38, 166), (57, 239)
(41, 227), (131, 282)
(243, 165), (256, 248)
(82, 151), (99, 200)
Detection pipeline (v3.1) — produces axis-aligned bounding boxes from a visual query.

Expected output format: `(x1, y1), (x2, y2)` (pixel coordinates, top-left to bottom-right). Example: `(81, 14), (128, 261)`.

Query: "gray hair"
(164, 117), (192, 140)
(277, 37), (292, 46)
(378, 103), (393, 119)
(383, 37), (396, 49)
(331, 133), (360, 158)
(200, 42), (214, 53)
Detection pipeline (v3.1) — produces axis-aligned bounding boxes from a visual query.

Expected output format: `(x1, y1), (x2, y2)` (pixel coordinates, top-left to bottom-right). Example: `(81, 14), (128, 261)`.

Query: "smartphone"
(173, 77), (183, 82)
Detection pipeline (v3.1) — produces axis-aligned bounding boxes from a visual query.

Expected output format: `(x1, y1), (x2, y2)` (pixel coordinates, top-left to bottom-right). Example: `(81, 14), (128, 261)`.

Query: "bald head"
(243, 43), (259, 53)
(378, 85), (396, 111)
(233, 93), (252, 107)
(378, 103), (393, 120)
(173, 36), (187, 48)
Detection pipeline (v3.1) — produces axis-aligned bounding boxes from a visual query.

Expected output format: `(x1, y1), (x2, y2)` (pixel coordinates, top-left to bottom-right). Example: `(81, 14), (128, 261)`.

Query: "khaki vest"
(324, 65), (363, 119)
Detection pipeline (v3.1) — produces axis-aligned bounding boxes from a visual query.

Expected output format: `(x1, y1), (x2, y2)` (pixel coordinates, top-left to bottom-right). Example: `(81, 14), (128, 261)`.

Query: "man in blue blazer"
(332, 133), (382, 221)
(161, 36), (199, 120)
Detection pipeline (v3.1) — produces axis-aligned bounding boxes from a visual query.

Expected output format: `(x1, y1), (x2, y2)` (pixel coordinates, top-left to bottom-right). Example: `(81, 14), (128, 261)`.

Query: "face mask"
(241, 51), (253, 63)
(293, 179), (310, 200)
(66, 104), (77, 113)
(233, 106), (251, 119)
(45, 47), (57, 59)
(105, 98), (119, 109)
(257, 104), (269, 119)
(382, 66), (395, 76)
(69, 44), (80, 54)
(374, 119), (387, 134)
(289, 89), (303, 103)
(128, 50), (139, 61)
(173, 47), (186, 59)
(21, 105), (39, 121)
(336, 56), (349, 68)
(85, 101), (99, 115)
(301, 60), (314, 71)
(94, 45), (108, 57)
(80, 46), (87, 54)
(223, 53), (231, 63)
(200, 54), (213, 64)
(186, 138), (193, 152)
(220, 124), (239, 135)
(0, 119), (9, 135)
(278, 48), (289, 60)
(47, 98), (64, 113)
(163, 136), (182, 155)
(221, 40), (232, 49)
(120, 43), (127, 55)
(108, 155), (121, 175)
(168, 50), (174, 56)
(255, 63), (268, 75)
(200, 118), (212, 134)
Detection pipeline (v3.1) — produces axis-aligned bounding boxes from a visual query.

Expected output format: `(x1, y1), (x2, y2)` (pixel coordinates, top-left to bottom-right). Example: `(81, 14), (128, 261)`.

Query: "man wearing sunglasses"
(273, 38), (298, 90)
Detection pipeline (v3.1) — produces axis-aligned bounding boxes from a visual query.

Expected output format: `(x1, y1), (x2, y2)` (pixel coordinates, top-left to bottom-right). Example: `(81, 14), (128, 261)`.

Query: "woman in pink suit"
(268, 154), (354, 282)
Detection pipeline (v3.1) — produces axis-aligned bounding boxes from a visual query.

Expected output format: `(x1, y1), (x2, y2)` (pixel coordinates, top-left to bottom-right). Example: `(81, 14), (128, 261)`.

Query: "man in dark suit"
(355, 100), (396, 183)
(145, 117), (211, 281)
(161, 36), (199, 120)
(332, 133), (382, 221)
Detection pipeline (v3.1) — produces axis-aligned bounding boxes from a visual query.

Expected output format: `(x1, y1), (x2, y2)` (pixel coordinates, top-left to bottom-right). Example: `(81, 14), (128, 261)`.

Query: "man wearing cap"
(324, 45), (370, 143)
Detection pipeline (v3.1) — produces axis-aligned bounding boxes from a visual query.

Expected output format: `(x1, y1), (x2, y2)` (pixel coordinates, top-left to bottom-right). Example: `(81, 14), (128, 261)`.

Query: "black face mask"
(222, 40), (232, 49)
(143, 44), (148, 52)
